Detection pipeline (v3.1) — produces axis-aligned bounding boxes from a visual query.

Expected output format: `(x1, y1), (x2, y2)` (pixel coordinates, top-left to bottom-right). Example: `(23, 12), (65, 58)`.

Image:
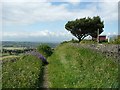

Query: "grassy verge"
(47, 43), (118, 88)
(2, 55), (43, 88)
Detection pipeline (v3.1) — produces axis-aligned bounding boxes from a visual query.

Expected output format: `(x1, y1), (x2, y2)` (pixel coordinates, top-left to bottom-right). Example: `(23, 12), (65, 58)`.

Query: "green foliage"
(60, 39), (79, 45)
(2, 53), (10, 57)
(65, 16), (104, 42)
(37, 44), (53, 57)
(60, 41), (69, 44)
(47, 43), (118, 88)
(2, 55), (43, 88)
(2, 48), (33, 55)
(111, 37), (120, 44)
(80, 40), (97, 44)
(70, 38), (79, 43)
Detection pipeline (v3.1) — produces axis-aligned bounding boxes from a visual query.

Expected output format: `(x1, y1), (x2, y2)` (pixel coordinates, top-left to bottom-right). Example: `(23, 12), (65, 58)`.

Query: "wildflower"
(26, 51), (49, 65)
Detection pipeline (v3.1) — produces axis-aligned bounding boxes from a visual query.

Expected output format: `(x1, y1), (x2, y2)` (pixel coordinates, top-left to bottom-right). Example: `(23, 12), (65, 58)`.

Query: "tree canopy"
(65, 16), (104, 42)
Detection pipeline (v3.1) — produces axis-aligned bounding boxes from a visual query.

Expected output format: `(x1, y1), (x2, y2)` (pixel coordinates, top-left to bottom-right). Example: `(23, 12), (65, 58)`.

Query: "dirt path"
(38, 65), (49, 88)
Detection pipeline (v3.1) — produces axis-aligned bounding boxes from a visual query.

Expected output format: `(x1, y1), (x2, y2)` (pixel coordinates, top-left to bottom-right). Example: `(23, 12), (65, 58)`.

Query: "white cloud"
(2, 30), (75, 42)
(2, 2), (70, 24)
(3, 30), (73, 38)
(1, 0), (119, 3)
(0, 2), (2, 41)
(2, 1), (118, 25)
(99, 0), (119, 2)
(98, 2), (118, 22)
(65, 0), (81, 5)
(2, 30), (74, 42)
(1, 0), (48, 3)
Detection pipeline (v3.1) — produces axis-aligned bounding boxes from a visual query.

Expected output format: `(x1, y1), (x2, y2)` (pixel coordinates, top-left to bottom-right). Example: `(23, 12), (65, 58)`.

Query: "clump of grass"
(47, 43), (118, 88)
(2, 55), (43, 88)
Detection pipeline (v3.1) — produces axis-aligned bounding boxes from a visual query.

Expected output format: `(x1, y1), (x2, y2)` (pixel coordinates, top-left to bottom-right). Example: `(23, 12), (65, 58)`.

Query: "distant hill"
(2, 41), (59, 48)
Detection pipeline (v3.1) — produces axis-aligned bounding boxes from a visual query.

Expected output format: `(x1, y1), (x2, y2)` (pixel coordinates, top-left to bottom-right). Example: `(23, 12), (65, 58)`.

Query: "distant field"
(2, 41), (59, 48)
(1, 47), (26, 60)
(3, 47), (27, 50)
(1, 55), (20, 60)
(1, 47), (29, 58)
(2, 53), (10, 56)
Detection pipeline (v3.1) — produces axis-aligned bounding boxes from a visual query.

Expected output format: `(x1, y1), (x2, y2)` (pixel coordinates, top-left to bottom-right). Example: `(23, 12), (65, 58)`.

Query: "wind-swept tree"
(65, 16), (104, 42)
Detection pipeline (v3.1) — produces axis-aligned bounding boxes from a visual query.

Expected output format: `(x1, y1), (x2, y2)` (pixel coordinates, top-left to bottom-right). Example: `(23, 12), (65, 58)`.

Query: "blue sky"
(1, 0), (119, 42)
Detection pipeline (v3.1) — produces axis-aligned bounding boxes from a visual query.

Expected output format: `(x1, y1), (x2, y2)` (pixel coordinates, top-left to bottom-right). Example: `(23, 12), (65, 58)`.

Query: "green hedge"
(2, 55), (43, 88)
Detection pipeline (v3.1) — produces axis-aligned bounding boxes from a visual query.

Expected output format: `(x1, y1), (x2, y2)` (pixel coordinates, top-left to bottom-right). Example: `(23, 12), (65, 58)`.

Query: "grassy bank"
(47, 43), (118, 88)
(2, 55), (43, 88)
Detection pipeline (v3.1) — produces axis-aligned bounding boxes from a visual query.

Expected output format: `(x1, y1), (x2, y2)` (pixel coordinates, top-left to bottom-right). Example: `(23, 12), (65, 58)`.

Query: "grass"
(2, 53), (10, 57)
(80, 40), (97, 44)
(47, 43), (118, 88)
(2, 55), (43, 88)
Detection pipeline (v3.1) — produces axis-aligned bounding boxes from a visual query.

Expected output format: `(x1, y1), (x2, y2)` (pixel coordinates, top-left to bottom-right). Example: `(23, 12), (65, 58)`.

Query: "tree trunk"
(78, 38), (81, 42)
(92, 37), (97, 41)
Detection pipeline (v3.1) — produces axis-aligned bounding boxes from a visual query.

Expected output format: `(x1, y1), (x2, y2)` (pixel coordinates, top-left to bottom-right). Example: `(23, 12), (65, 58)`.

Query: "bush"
(2, 55), (43, 88)
(70, 38), (79, 43)
(60, 39), (79, 45)
(113, 37), (120, 44)
(37, 44), (53, 57)
(80, 40), (97, 44)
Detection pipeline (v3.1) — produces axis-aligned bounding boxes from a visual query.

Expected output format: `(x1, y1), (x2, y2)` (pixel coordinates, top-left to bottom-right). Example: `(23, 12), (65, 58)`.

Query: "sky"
(1, 0), (119, 42)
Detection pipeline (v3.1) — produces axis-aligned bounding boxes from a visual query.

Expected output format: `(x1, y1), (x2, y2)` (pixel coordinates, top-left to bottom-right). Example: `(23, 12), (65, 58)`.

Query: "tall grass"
(2, 55), (43, 88)
(47, 43), (118, 88)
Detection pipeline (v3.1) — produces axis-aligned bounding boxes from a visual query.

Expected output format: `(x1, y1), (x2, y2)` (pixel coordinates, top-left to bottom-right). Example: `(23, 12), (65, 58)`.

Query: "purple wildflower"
(26, 51), (49, 65)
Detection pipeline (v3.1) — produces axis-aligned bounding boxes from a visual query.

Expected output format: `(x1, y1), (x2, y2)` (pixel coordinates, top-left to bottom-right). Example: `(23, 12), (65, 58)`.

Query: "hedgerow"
(2, 55), (43, 88)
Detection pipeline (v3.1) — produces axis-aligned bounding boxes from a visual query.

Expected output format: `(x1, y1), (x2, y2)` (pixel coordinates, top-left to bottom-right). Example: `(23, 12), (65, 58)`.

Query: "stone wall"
(70, 43), (120, 63)
(81, 44), (120, 63)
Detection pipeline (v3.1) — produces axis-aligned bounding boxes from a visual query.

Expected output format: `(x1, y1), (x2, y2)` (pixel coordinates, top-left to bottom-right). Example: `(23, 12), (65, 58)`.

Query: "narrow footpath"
(42, 66), (49, 88)
(38, 65), (49, 88)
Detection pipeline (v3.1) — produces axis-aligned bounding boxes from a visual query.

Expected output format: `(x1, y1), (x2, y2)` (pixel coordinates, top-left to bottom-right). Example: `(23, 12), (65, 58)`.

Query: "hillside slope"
(47, 43), (118, 88)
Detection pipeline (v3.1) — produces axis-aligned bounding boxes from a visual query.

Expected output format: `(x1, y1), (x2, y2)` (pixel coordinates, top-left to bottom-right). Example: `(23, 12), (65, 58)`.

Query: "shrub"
(70, 38), (79, 43)
(60, 39), (79, 45)
(80, 40), (97, 44)
(113, 37), (120, 44)
(108, 36), (120, 44)
(37, 44), (53, 57)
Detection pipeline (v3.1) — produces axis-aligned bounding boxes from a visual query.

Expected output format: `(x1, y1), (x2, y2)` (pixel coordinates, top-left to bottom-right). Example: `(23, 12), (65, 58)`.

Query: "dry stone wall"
(82, 44), (120, 63)
(71, 43), (120, 63)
